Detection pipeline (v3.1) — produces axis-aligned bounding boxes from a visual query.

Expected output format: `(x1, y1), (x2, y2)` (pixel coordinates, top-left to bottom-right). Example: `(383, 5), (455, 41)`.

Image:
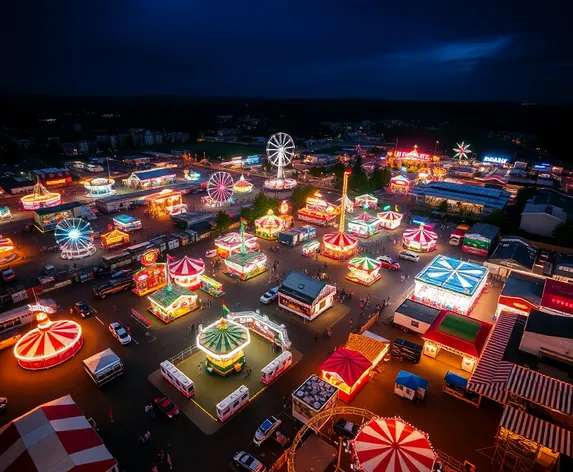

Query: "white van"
(83, 348), (123, 386)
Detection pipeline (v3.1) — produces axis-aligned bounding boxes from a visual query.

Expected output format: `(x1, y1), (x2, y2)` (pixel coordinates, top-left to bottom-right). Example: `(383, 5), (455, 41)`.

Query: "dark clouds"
(2, 0), (571, 101)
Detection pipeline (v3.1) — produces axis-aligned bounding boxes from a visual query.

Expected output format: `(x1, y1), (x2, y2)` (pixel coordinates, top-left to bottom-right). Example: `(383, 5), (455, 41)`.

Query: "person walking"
(166, 454), (172, 470)
(198, 362), (203, 375)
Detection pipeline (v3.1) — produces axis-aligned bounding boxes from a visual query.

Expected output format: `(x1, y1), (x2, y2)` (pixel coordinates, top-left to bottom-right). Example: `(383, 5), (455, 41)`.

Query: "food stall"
(84, 177), (116, 198)
(462, 223), (500, 257)
(232, 174), (254, 194)
(124, 168), (176, 189)
(291, 374), (338, 432)
(347, 212), (380, 238)
(413, 255), (489, 315)
(393, 299), (440, 334)
(146, 189), (186, 217)
(214, 232), (258, 258)
(224, 252), (268, 280)
(148, 284), (198, 323)
(133, 263), (167, 296)
(389, 174), (412, 194)
(394, 371), (428, 401)
(112, 214), (142, 232)
(255, 209), (286, 240)
(100, 228), (129, 249)
(200, 275), (224, 297)
(346, 255), (382, 286)
(169, 255), (205, 290)
(196, 318), (250, 376)
(376, 210), (403, 230)
(302, 240), (320, 257)
(321, 232), (358, 260)
(320, 347), (372, 402)
(0, 206), (12, 220)
(354, 194), (378, 210)
(297, 191), (338, 227)
(278, 271), (336, 320)
(402, 224), (438, 252)
(20, 181), (61, 210)
(33, 202), (94, 232)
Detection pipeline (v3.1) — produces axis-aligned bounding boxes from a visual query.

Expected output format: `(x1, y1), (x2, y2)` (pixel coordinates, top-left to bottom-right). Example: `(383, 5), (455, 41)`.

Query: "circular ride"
(196, 318), (250, 376)
(264, 132), (297, 191)
(14, 312), (83, 370)
(169, 255), (205, 290)
(402, 224), (438, 253)
(204, 171), (235, 207)
(84, 177), (116, 198)
(55, 218), (97, 260)
(233, 174), (254, 194)
(20, 181), (61, 210)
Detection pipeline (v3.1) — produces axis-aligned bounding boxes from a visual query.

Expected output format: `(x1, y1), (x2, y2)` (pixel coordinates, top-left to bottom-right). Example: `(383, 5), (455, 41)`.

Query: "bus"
(0, 299), (57, 336)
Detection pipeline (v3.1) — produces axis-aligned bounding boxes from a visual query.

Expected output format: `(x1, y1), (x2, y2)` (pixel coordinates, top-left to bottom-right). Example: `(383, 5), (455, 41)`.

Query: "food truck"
(261, 351), (292, 385)
(278, 225), (317, 247)
(449, 224), (471, 246)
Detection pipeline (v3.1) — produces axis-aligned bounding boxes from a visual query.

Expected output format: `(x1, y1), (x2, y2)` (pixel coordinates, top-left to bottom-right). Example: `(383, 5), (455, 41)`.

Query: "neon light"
(483, 156), (508, 164)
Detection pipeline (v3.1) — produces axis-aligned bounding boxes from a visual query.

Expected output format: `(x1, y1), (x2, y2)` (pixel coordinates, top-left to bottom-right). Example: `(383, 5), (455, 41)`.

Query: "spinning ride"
(55, 218), (96, 260)
(255, 209), (286, 240)
(203, 171), (235, 207)
(84, 177), (116, 198)
(453, 141), (471, 160)
(224, 219), (268, 280)
(0, 236), (17, 264)
(233, 174), (254, 194)
(197, 318), (250, 376)
(21, 181), (61, 210)
(14, 311), (83, 370)
(169, 255), (205, 290)
(347, 255), (382, 286)
(403, 224), (438, 253)
(264, 132), (297, 190)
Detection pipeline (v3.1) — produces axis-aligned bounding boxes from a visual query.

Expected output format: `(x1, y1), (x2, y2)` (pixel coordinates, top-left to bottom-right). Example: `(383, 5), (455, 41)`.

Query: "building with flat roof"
(519, 189), (573, 237)
(26, 167), (72, 187)
(0, 176), (35, 195)
(410, 181), (511, 216)
(124, 167), (176, 189)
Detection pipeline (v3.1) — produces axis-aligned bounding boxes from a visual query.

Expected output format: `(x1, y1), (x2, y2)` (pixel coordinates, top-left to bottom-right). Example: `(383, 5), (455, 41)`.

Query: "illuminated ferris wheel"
(55, 218), (97, 260)
(207, 171), (235, 204)
(264, 132), (297, 190)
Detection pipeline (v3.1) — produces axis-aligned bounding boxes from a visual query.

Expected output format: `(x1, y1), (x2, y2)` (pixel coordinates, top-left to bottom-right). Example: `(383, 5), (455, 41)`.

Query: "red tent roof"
(352, 212), (378, 223)
(320, 347), (372, 387)
(169, 256), (205, 276)
(323, 232), (357, 248)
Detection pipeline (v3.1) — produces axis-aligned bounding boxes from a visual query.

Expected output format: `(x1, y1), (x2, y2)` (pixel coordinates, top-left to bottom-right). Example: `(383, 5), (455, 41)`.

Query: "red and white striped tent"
(323, 232), (358, 249)
(169, 255), (205, 276)
(0, 395), (118, 472)
(376, 211), (403, 229)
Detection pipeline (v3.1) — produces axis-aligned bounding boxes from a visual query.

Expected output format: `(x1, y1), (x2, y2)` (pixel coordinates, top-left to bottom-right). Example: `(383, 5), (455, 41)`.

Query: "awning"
(500, 406), (573, 457)
(444, 371), (468, 389)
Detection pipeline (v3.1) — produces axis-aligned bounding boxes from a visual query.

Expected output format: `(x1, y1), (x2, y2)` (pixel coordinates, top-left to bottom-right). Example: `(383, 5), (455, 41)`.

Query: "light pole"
(434, 140), (439, 156)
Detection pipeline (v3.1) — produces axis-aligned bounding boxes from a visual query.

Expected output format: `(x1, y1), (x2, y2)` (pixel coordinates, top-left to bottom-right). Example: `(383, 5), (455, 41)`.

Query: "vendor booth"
(112, 214), (142, 232)
(320, 347), (372, 402)
(124, 168), (176, 189)
(169, 255), (205, 290)
(402, 224), (438, 252)
(0, 206), (12, 220)
(146, 189), (186, 217)
(278, 271), (336, 321)
(347, 212), (380, 238)
(321, 232), (358, 260)
(148, 284), (198, 323)
(413, 255), (488, 315)
(224, 252), (268, 280)
(255, 210), (286, 240)
(462, 223), (500, 257)
(133, 263), (167, 296)
(100, 228), (129, 249)
(214, 232), (258, 258)
(389, 174), (412, 194)
(200, 275), (224, 297)
(346, 255), (382, 286)
(376, 210), (403, 230)
(297, 191), (338, 227)
(33, 202), (94, 232)
(394, 371), (428, 401)
(422, 310), (493, 373)
(354, 194), (378, 210)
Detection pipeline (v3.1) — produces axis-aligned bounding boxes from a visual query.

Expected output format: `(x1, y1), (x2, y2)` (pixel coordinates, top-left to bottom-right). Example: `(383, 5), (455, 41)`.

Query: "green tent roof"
(149, 284), (195, 308)
(198, 318), (249, 355)
(437, 313), (481, 343)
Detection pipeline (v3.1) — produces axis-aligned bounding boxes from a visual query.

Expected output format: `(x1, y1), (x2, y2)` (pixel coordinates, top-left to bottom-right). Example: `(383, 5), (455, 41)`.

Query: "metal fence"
(169, 344), (196, 365)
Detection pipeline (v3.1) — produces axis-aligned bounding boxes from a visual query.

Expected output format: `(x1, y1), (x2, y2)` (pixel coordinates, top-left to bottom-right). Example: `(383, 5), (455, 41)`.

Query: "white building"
(519, 189), (573, 237)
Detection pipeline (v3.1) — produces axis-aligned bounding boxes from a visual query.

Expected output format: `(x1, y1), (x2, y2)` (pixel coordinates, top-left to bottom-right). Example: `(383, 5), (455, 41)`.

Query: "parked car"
(108, 321), (131, 345)
(110, 269), (133, 278)
(233, 451), (266, 472)
(0, 397), (6, 412)
(253, 416), (282, 446)
(397, 250), (420, 263)
(260, 287), (279, 304)
(334, 418), (359, 439)
(93, 277), (134, 298)
(377, 255), (400, 270)
(153, 395), (179, 419)
(1, 269), (15, 282)
(74, 302), (96, 318)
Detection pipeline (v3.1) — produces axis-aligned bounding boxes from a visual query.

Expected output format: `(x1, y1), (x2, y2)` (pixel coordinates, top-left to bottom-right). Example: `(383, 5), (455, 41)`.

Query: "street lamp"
(434, 140), (439, 156)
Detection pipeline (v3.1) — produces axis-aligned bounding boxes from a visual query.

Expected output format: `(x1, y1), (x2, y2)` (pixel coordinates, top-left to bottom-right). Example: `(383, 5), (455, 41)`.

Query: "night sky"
(3, 1), (570, 102)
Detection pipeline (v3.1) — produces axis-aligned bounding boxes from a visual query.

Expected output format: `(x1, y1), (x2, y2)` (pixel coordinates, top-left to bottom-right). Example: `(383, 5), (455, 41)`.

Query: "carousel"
(297, 191), (338, 227)
(197, 318), (250, 377)
(347, 255), (382, 286)
(20, 181), (61, 210)
(0, 236), (17, 264)
(100, 228), (129, 249)
(403, 224), (438, 253)
(377, 210), (403, 230)
(351, 417), (437, 472)
(347, 212), (380, 238)
(215, 232), (258, 258)
(255, 209), (286, 240)
(169, 255), (205, 290)
(233, 174), (254, 194)
(355, 194), (378, 210)
(84, 177), (116, 198)
(14, 311), (83, 370)
(389, 175), (412, 195)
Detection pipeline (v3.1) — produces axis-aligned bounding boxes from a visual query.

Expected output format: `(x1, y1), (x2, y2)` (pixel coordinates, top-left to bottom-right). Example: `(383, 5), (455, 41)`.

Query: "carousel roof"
(320, 347), (371, 387)
(415, 255), (488, 296)
(197, 318), (249, 356)
(233, 174), (253, 188)
(216, 231), (256, 246)
(0, 237), (14, 251)
(348, 255), (381, 272)
(402, 226), (438, 244)
(323, 232), (358, 248)
(255, 209), (285, 228)
(169, 255), (205, 276)
(352, 417), (437, 472)
(356, 194), (378, 202)
(101, 228), (128, 239)
(377, 210), (403, 221)
(351, 212), (378, 224)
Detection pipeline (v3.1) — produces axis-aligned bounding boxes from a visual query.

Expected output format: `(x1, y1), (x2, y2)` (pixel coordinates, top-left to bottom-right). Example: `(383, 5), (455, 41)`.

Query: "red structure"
(322, 232), (358, 260)
(541, 279), (573, 316)
(320, 347), (372, 402)
(169, 255), (205, 290)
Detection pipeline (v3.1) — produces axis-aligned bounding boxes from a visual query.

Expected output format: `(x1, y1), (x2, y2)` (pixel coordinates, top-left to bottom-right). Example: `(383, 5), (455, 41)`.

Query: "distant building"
(26, 168), (72, 187)
(519, 189), (573, 237)
(0, 176), (35, 195)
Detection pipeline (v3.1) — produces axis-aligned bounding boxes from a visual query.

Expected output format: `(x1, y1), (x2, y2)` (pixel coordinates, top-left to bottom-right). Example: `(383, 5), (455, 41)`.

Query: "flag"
(167, 254), (176, 262)
(221, 301), (231, 316)
(240, 217), (247, 225)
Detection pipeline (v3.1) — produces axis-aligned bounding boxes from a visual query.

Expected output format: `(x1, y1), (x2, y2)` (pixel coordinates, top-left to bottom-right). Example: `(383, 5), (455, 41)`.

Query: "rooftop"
(415, 255), (488, 296)
(395, 299), (440, 325)
(525, 189), (573, 217)
(490, 241), (537, 271)
(525, 309), (573, 339)
(411, 181), (511, 209)
(292, 374), (337, 411)
(131, 168), (176, 180)
(465, 223), (500, 240)
(501, 272), (545, 306)
(34, 201), (85, 215)
(279, 271), (329, 305)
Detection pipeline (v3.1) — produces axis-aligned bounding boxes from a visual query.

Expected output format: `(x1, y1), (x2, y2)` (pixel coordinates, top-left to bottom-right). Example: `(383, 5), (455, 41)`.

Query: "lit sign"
(46, 178), (69, 185)
(27, 304), (56, 314)
(141, 249), (159, 266)
(483, 156), (508, 165)
(383, 205), (391, 211)
(389, 150), (433, 161)
(279, 200), (290, 215)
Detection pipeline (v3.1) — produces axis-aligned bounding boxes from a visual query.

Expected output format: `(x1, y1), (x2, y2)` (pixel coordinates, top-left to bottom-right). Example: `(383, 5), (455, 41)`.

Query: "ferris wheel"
(55, 218), (96, 260)
(207, 171), (235, 204)
(267, 132), (295, 180)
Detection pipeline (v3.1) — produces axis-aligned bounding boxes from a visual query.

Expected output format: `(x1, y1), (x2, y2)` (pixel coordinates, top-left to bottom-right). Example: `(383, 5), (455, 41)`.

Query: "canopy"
(197, 318), (250, 357)
(216, 231), (256, 246)
(101, 228), (127, 240)
(0, 395), (117, 471)
(403, 226), (438, 245)
(352, 417), (436, 472)
(0, 237), (14, 253)
(233, 174), (253, 189)
(169, 255), (205, 276)
(391, 175), (411, 184)
(320, 347), (372, 387)
(323, 232), (357, 248)
(377, 211), (403, 221)
(348, 255), (381, 273)
(356, 194), (378, 202)
(351, 212), (378, 224)
(415, 255), (487, 296)
(255, 209), (285, 228)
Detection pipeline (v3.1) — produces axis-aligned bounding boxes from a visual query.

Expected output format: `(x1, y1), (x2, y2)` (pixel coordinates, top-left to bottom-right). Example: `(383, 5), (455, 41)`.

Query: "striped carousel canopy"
(255, 209), (285, 228)
(352, 212), (378, 224)
(169, 255), (205, 276)
(348, 255), (381, 272)
(377, 211), (403, 222)
(403, 226), (438, 244)
(323, 232), (358, 248)
(233, 174), (253, 189)
(0, 237), (14, 253)
(197, 318), (250, 357)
